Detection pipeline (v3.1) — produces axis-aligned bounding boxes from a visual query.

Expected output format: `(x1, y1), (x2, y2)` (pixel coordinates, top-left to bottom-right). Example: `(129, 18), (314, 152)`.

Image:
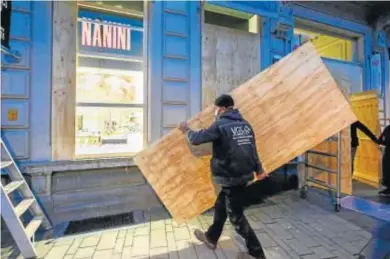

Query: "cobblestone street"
(3, 190), (389, 259)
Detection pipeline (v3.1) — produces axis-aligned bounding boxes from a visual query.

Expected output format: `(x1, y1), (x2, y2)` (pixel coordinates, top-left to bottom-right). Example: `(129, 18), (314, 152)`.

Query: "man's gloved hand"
(177, 122), (189, 133)
(255, 171), (268, 181)
(247, 171), (268, 186)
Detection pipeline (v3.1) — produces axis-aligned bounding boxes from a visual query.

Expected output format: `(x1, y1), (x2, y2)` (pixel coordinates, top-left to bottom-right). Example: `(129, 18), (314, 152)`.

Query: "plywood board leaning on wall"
(201, 23), (260, 109)
(307, 127), (352, 195)
(351, 91), (381, 188)
(134, 43), (357, 223)
(52, 1), (77, 160)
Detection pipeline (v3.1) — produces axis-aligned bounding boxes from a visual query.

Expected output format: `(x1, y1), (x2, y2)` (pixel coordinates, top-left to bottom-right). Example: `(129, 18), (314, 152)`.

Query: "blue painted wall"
(147, 1), (201, 143)
(1, 1), (388, 164)
(1, 1), (52, 163)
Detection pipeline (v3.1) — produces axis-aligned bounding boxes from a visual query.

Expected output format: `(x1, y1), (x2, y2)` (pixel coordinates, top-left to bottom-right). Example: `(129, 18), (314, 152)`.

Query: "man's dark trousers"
(206, 185), (264, 256)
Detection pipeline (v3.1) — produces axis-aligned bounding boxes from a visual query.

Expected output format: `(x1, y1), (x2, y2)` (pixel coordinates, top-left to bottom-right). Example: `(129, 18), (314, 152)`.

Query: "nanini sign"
(81, 20), (131, 51)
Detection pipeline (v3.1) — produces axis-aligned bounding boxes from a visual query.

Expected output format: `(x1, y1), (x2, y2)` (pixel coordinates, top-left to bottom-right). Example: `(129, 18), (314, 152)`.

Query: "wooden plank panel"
(51, 2), (77, 160)
(135, 43), (357, 222)
(351, 91), (381, 187)
(308, 127), (352, 195)
(202, 23), (260, 109)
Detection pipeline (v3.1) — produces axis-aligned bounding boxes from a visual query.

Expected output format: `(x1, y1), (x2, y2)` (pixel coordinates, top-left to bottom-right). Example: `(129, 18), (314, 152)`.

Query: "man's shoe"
(194, 229), (216, 250)
(234, 236), (266, 259)
(248, 250), (267, 259)
(379, 188), (390, 196)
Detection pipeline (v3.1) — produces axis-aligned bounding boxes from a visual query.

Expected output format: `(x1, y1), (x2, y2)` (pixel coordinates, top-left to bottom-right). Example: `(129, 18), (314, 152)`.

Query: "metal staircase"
(1, 138), (51, 258)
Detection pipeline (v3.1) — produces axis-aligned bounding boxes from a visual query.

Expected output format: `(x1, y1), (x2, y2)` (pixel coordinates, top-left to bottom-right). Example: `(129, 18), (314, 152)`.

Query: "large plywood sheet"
(351, 91), (381, 187)
(135, 43), (357, 222)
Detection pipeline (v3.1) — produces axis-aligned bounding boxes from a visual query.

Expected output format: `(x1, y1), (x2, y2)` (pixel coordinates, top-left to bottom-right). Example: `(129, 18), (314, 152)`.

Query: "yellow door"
(350, 91), (381, 187)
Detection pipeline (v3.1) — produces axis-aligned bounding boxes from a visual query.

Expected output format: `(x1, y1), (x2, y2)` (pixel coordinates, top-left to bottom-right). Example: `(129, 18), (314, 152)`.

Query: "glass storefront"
(76, 4), (144, 157)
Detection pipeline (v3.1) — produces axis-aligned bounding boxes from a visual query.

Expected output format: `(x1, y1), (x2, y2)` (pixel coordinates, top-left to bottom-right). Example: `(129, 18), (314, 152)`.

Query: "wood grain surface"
(52, 1), (77, 160)
(134, 43), (357, 222)
(351, 91), (381, 187)
(308, 128), (352, 195)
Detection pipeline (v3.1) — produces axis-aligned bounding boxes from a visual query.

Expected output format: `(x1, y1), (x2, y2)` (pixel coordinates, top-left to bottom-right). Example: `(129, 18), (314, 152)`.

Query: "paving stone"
(124, 231), (134, 247)
(175, 240), (199, 259)
(218, 236), (241, 259)
(284, 238), (313, 256)
(263, 246), (294, 259)
(288, 228), (320, 248)
(214, 245), (227, 259)
(310, 246), (335, 259)
(67, 238), (83, 255)
(74, 247), (95, 259)
(174, 227), (190, 240)
(255, 232), (277, 248)
(150, 247), (169, 258)
(114, 238), (124, 254)
(302, 254), (322, 259)
(330, 248), (356, 259)
(93, 249), (113, 259)
(167, 232), (177, 250)
(54, 238), (75, 246)
(121, 246), (132, 259)
(152, 220), (166, 230)
(45, 244), (71, 259)
(151, 229), (168, 248)
(276, 219), (295, 231)
(266, 223), (293, 240)
(166, 224), (173, 232)
(134, 226), (150, 236)
(97, 231), (118, 250)
(168, 251), (180, 259)
(309, 222), (340, 239)
(266, 206), (285, 219)
(118, 229), (127, 239)
(193, 243), (218, 259)
(265, 229), (292, 252)
(63, 255), (74, 259)
(132, 235), (150, 257)
(253, 211), (276, 224)
(333, 237), (363, 255)
(112, 253), (122, 259)
(35, 241), (54, 258)
(248, 218), (266, 230)
(80, 236), (101, 248)
(309, 235), (335, 252)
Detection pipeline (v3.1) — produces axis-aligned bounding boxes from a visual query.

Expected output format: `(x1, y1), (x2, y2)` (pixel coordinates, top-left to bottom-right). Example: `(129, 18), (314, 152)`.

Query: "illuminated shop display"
(76, 7), (144, 157)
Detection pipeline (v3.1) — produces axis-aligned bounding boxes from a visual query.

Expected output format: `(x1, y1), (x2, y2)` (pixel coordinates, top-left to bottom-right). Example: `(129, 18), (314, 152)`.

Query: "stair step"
(15, 199), (35, 217)
(25, 216), (43, 240)
(1, 161), (12, 169)
(4, 180), (24, 194)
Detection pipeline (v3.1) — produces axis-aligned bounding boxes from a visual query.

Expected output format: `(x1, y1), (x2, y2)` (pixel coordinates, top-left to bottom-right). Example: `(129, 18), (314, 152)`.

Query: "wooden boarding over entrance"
(135, 43), (357, 222)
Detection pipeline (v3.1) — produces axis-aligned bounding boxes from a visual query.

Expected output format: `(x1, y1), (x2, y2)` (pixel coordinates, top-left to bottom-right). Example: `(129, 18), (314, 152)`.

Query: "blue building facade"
(1, 1), (389, 223)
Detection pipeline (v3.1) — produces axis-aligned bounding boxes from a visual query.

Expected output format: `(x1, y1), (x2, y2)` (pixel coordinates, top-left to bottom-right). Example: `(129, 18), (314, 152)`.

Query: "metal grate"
(64, 212), (134, 235)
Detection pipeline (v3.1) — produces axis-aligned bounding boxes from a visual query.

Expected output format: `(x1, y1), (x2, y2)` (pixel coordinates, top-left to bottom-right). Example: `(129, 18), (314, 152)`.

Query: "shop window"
(204, 3), (259, 34)
(293, 28), (356, 62)
(76, 4), (144, 158)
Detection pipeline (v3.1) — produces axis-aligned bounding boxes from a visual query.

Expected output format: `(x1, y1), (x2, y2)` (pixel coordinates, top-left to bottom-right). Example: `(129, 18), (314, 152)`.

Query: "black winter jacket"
(185, 109), (263, 187)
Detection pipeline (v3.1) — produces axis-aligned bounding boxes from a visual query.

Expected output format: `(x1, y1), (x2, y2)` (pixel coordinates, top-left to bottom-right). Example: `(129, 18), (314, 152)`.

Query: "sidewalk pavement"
(2, 190), (387, 259)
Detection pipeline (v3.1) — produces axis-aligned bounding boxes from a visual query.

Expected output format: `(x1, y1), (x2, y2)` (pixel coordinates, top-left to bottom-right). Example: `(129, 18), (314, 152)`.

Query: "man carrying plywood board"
(134, 42), (357, 225)
(177, 94), (267, 259)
